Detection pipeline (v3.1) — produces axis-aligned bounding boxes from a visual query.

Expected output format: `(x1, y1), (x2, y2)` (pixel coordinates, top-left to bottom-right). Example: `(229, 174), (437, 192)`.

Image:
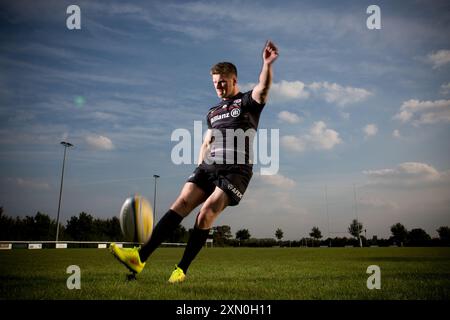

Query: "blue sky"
(1, 0), (449, 240)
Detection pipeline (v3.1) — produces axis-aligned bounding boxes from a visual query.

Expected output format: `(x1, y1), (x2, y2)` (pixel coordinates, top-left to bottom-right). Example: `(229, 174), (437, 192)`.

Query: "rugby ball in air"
(119, 195), (154, 243)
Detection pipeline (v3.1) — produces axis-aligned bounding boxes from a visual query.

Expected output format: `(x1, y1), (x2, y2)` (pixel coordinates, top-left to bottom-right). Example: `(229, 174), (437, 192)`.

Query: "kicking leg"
(139, 182), (208, 262)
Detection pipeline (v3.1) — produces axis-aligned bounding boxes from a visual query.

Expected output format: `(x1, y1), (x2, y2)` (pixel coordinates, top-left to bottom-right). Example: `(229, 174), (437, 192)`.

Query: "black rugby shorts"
(187, 162), (253, 206)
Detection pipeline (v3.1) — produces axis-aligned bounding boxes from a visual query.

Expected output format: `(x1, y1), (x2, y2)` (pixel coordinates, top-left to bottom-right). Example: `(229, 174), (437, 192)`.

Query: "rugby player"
(110, 40), (279, 283)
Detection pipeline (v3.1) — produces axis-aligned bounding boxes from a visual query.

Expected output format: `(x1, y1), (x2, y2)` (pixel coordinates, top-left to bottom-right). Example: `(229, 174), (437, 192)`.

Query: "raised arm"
(252, 40), (279, 105)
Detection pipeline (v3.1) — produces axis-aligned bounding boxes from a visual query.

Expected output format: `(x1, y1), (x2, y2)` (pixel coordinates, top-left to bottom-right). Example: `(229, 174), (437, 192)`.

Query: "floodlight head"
(60, 141), (74, 148)
(153, 174), (160, 178)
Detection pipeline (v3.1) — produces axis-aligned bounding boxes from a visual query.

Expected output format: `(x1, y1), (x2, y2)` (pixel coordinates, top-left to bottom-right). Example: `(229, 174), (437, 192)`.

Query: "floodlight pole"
(153, 174), (160, 223)
(56, 141), (73, 242)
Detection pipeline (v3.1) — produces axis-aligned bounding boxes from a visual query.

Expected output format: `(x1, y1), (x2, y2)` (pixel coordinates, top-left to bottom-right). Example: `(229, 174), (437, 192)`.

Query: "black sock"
(139, 209), (183, 262)
(178, 226), (210, 274)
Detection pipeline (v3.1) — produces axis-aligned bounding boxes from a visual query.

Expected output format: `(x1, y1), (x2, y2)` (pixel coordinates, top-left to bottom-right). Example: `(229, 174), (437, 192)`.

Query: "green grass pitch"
(1, 247), (449, 300)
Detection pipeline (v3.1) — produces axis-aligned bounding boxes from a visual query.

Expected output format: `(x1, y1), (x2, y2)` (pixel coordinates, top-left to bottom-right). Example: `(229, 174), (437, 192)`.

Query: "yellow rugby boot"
(168, 265), (186, 284)
(110, 242), (145, 274)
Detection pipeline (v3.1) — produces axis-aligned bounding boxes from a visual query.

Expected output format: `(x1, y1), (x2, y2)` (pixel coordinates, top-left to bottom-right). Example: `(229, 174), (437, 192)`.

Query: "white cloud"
(282, 121), (341, 152)
(258, 173), (296, 188)
(308, 81), (372, 106)
(440, 83), (450, 95)
(278, 111), (302, 124)
(364, 124), (378, 138)
(271, 80), (310, 101)
(281, 135), (306, 152)
(363, 162), (445, 186)
(7, 178), (50, 190)
(308, 121), (342, 150)
(241, 80), (309, 102)
(418, 110), (450, 124)
(394, 110), (412, 123)
(242, 80), (371, 107)
(392, 129), (401, 138)
(427, 50), (450, 69)
(393, 99), (450, 125)
(85, 135), (115, 150)
(91, 112), (119, 122)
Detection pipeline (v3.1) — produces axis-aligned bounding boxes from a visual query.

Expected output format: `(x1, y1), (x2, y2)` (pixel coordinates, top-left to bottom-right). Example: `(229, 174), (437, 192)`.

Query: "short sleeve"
(243, 90), (265, 114)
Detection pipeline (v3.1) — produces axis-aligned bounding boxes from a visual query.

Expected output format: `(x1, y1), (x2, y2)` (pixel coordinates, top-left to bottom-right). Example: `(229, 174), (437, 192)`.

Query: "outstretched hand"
(263, 40), (279, 65)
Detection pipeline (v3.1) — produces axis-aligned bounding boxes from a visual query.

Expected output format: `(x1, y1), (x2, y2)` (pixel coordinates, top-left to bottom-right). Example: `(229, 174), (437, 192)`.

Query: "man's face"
(212, 73), (236, 99)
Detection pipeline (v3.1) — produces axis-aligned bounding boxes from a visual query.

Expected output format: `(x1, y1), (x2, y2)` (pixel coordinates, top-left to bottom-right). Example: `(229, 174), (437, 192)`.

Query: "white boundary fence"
(0, 241), (187, 249)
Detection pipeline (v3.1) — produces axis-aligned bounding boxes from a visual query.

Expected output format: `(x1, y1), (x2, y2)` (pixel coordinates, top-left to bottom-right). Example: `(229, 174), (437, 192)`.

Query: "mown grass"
(0, 247), (449, 300)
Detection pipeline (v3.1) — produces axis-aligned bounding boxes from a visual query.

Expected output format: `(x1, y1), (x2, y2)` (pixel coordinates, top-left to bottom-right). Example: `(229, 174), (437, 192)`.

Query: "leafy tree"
(0, 209), (119, 242)
(0, 207), (15, 240)
(437, 226), (450, 245)
(19, 212), (55, 240)
(348, 219), (363, 238)
(275, 228), (284, 241)
(408, 228), (431, 246)
(0, 210), (59, 240)
(169, 224), (187, 243)
(65, 212), (94, 241)
(348, 219), (363, 247)
(92, 216), (123, 241)
(212, 225), (232, 246)
(390, 223), (408, 246)
(34, 212), (56, 240)
(105, 216), (122, 241)
(235, 229), (251, 242)
(391, 222), (408, 246)
(309, 226), (322, 240)
(309, 226), (323, 247)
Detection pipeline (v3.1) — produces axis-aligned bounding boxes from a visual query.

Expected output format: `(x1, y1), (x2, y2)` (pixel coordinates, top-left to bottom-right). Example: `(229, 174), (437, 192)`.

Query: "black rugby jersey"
(205, 90), (265, 165)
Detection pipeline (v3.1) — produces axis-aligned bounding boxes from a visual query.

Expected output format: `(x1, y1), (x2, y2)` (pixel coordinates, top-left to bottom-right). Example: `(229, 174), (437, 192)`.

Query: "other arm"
(252, 40), (279, 105)
(197, 129), (212, 165)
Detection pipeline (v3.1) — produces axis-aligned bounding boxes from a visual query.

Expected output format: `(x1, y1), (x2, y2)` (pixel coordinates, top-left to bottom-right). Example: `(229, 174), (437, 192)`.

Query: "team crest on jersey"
(230, 108), (241, 117)
(231, 99), (242, 109)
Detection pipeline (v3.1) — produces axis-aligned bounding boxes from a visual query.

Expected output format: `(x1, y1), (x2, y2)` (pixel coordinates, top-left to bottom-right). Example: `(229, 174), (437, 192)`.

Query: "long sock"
(178, 226), (210, 274)
(139, 209), (183, 262)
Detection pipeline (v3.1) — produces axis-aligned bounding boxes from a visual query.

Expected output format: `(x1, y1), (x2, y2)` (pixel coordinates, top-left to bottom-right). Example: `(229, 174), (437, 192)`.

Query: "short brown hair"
(210, 62), (237, 77)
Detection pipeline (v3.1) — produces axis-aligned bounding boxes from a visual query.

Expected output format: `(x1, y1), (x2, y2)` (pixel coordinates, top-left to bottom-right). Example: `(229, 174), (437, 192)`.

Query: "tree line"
(217, 220), (449, 247)
(0, 207), (123, 242)
(0, 207), (449, 247)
